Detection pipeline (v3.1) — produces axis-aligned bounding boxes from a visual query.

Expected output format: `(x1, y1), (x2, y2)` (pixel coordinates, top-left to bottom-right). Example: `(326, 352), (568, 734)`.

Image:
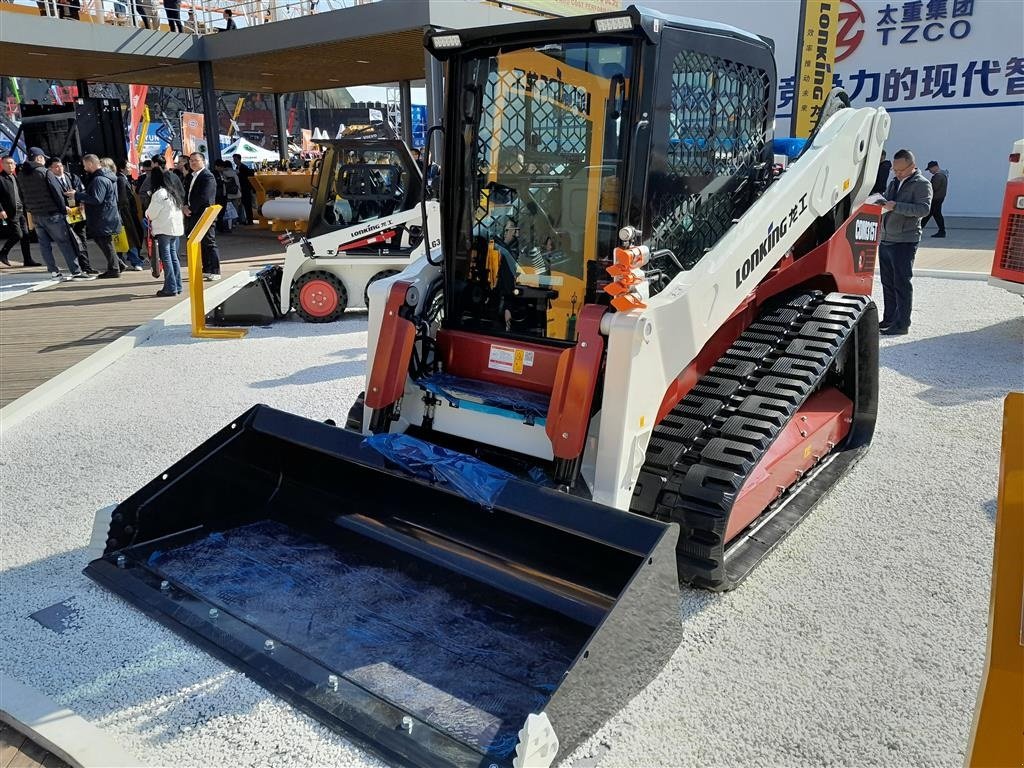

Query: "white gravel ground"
(1, 277), (1021, 768)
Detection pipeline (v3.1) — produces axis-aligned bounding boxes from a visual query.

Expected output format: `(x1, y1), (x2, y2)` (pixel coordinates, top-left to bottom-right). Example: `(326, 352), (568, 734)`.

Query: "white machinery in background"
(207, 113), (440, 324)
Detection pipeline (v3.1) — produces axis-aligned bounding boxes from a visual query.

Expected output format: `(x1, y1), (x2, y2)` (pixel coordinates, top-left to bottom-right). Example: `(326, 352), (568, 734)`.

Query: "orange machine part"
(365, 281), (416, 410)
(991, 179), (1024, 284)
(726, 387), (854, 542)
(545, 305), (606, 460)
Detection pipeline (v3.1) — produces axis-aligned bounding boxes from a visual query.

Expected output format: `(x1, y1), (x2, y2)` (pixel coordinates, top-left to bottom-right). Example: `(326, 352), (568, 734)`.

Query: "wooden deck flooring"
(0, 723), (70, 768)
(0, 228), (284, 408)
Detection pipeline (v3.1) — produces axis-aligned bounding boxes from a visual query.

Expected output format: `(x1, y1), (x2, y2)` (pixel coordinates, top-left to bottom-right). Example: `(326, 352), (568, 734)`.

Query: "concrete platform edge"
(915, 268), (990, 281)
(0, 271), (253, 432)
(0, 672), (142, 768)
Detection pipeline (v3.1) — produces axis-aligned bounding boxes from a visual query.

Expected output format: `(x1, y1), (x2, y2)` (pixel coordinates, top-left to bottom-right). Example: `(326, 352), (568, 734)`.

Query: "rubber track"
(629, 291), (872, 590)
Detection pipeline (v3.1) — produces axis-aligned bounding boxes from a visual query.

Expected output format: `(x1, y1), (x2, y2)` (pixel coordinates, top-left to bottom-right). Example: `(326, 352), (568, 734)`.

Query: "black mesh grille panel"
(650, 50), (771, 271)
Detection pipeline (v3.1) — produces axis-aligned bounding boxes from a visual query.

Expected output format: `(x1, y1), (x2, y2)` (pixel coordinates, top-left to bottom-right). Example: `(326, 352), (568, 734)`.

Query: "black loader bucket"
(206, 265), (285, 326)
(84, 405), (681, 768)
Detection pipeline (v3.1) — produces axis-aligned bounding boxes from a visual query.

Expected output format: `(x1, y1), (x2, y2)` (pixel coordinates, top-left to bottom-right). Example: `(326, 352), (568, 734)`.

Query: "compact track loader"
(86, 7), (889, 767)
(207, 113), (442, 325)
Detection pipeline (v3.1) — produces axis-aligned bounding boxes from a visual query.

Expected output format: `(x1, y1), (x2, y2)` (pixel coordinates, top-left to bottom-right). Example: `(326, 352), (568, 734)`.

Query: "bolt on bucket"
(84, 405), (682, 768)
(206, 265), (285, 326)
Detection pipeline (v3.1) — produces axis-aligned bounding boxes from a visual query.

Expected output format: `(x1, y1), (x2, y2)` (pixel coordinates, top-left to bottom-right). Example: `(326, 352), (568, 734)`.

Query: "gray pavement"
(915, 223), (997, 273)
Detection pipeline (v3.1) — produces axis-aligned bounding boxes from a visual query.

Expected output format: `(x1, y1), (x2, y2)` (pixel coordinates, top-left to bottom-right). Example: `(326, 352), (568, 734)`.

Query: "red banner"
(181, 111), (205, 157)
(127, 84), (149, 178)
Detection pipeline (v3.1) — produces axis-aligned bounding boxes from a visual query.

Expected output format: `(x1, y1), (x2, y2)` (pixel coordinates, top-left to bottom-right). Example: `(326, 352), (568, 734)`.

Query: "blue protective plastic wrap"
(773, 137), (808, 159)
(364, 432), (516, 508)
(149, 521), (585, 757)
(417, 372), (550, 423)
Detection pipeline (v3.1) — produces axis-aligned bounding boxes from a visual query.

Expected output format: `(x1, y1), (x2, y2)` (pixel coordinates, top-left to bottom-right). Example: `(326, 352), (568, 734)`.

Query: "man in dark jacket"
(184, 152), (221, 279)
(921, 160), (948, 238)
(47, 157), (97, 274)
(2, 156), (41, 267)
(233, 153), (254, 225)
(0, 155), (41, 267)
(19, 147), (90, 279)
(67, 154), (122, 278)
(878, 149), (932, 336)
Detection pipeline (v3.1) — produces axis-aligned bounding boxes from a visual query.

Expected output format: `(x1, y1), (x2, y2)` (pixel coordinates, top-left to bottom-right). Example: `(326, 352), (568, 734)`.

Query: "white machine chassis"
(281, 201), (440, 313)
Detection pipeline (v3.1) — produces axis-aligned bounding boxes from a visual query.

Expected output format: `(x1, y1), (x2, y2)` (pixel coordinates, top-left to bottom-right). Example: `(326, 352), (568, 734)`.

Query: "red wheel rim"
(298, 279), (339, 317)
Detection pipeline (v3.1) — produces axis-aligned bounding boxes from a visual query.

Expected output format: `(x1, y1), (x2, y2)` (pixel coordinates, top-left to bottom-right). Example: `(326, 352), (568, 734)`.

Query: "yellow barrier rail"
(188, 204), (247, 339)
(967, 391), (1023, 767)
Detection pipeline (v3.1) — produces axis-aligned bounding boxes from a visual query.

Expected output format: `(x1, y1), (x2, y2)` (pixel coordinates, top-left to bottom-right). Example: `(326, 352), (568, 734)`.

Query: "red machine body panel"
(991, 179), (1024, 285)
(546, 306), (606, 460)
(365, 281), (416, 410)
(436, 330), (564, 395)
(726, 387), (854, 542)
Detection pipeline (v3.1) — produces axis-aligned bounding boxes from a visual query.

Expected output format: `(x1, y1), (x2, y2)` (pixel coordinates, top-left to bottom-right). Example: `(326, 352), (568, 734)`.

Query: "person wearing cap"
(921, 160), (948, 238)
(18, 148), (91, 280)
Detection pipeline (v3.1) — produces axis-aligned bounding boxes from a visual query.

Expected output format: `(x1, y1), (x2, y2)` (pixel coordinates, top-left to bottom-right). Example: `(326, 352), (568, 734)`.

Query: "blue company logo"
(874, 0), (974, 46)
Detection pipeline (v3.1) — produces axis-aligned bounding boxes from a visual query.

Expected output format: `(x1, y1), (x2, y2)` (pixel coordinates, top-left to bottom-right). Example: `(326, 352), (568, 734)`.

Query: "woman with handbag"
(145, 166), (184, 297)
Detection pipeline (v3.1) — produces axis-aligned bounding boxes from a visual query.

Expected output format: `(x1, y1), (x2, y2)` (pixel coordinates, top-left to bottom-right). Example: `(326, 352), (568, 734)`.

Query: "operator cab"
(432, 7), (776, 346)
(307, 111), (424, 253)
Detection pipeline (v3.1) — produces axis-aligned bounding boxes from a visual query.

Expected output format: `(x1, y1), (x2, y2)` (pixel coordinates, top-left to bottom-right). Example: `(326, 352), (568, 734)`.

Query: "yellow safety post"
(188, 204), (247, 339)
(967, 392), (1023, 767)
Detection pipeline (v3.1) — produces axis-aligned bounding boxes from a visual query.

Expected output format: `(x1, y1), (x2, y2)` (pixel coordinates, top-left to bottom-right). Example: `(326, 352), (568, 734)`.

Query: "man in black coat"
(47, 157), (97, 274)
(67, 154), (122, 278)
(233, 153), (254, 225)
(19, 147), (89, 279)
(0, 155), (41, 267)
(184, 152), (221, 279)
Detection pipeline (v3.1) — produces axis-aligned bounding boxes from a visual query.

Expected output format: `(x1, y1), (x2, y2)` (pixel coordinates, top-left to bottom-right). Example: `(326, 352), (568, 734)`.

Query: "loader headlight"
(594, 15), (633, 33)
(1016, 195), (1024, 209)
(431, 34), (462, 50)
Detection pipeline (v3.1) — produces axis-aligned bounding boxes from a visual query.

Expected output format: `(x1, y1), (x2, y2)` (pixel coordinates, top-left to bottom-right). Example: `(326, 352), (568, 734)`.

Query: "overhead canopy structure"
(0, 0), (531, 93)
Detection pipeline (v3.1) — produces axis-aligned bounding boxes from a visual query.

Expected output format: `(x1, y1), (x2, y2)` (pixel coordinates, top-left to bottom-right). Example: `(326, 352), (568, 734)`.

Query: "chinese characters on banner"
(127, 84), (149, 179)
(792, 0), (840, 136)
(779, 56), (1023, 111)
(181, 112), (205, 156)
(777, 0), (1021, 113)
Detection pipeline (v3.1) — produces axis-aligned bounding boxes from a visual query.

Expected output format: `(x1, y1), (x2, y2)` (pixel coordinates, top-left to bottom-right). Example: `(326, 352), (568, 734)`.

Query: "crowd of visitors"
(0, 147), (257, 295)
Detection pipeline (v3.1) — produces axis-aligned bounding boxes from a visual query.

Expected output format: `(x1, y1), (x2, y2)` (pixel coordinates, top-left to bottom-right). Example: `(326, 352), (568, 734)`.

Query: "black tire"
(291, 270), (348, 323)
(363, 269), (401, 308)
